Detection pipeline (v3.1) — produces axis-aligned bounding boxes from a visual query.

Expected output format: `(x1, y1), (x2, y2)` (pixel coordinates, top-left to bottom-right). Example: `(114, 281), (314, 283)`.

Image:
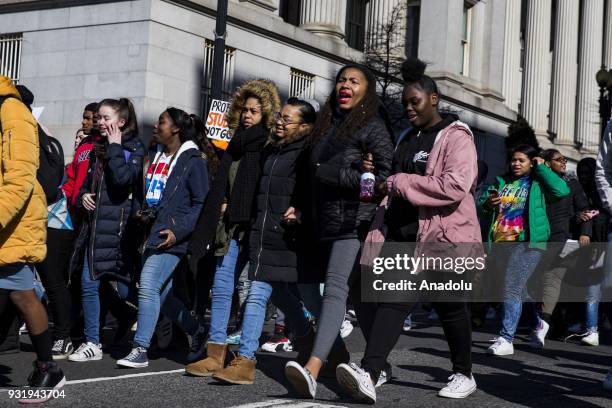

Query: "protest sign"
(206, 99), (231, 145)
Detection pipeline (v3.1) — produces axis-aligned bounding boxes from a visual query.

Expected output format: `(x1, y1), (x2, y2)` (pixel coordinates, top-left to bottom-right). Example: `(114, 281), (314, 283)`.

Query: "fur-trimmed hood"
(226, 79), (281, 135)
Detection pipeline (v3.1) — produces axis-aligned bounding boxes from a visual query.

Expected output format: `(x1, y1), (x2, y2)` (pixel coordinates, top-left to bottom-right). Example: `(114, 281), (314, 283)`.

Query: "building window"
(406, 1), (420, 59)
(460, 4), (473, 76)
(280, 0), (301, 26)
(346, 0), (369, 51)
(0, 33), (23, 84)
(202, 39), (236, 113)
(289, 68), (315, 99)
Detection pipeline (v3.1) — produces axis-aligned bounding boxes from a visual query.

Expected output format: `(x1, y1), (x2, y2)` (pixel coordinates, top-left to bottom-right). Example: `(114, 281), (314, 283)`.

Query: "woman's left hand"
(107, 123), (122, 145)
(282, 207), (301, 225)
(360, 153), (375, 173)
(157, 229), (177, 249)
(579, 235), (591, 247)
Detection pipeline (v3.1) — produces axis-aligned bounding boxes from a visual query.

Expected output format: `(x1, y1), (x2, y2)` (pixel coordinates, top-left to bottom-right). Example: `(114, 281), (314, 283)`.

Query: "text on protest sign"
(206, 99), (231, 142)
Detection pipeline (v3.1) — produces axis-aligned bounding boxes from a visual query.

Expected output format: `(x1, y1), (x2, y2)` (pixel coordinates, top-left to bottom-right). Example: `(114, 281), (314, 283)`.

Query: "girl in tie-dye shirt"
(478, 144), (570, 356)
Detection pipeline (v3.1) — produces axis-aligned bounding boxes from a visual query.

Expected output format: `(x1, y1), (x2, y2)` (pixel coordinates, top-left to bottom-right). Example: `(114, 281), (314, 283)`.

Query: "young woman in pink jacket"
(335, 58), (481, 403)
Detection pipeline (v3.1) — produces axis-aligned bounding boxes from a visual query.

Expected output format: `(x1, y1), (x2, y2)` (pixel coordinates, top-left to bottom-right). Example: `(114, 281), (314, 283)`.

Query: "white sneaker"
(285, 361), (317, 399)
(336, 363), (376, 403)
(529, 319), (549, 349)
(68, 342), (103, 362)
(603, 368), (612, 391)
(581, 331), (599, 346)
(340, 319), (354, 339)
(376, 369), (389, 387)
(487, 337), (514, 356)
(438, 373), (477, 399)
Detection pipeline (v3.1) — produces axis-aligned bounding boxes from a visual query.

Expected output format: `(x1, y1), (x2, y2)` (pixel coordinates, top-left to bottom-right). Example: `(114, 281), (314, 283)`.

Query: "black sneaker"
(52, 338), (74, 360)
(187, 325), (207, 363)
(19, 361), (66, 403)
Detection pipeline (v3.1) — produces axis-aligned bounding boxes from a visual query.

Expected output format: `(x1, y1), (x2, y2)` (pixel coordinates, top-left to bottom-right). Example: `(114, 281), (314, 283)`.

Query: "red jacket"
(62, 136), (95, 207)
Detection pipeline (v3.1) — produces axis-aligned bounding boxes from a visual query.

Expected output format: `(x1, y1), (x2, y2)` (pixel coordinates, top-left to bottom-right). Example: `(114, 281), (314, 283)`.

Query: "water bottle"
(360, 171), (376, 202)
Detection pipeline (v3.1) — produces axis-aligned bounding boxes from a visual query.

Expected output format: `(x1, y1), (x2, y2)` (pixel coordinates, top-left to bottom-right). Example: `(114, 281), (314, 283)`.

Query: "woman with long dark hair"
(116, 108), (209, 368)
(284, 64), (394, 399)
(336, 58), (482, 402)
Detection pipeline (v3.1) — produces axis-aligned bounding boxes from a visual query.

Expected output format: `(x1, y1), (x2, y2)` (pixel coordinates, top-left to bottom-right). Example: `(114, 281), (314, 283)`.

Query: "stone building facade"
(1, 0), (610, 176)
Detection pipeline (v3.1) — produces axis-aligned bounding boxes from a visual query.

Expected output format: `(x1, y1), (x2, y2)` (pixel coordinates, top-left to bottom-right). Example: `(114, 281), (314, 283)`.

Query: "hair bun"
(401, 57), (427, 82)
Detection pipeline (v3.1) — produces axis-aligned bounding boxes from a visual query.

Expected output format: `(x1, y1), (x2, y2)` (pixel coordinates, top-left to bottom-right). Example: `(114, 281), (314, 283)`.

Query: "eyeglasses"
(552, 157), (568, 164)
(274, 112), (302, 126)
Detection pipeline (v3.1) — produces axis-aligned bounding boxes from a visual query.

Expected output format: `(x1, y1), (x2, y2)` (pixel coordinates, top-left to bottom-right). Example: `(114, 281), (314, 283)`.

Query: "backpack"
(0, 96), (65, 204)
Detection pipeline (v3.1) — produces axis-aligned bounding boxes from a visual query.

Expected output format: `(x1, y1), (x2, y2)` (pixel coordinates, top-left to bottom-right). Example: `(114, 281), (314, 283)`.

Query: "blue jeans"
(208, 240), (246, 343)
(239, 280), (311, 359)
(499, 244), (543, 342)
(133, 251), (199, 349)
(82, 253), (131, 344)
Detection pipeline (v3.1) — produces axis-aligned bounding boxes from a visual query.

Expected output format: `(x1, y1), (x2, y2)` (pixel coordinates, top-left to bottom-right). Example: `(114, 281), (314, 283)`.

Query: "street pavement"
(1, 311), (611, 407)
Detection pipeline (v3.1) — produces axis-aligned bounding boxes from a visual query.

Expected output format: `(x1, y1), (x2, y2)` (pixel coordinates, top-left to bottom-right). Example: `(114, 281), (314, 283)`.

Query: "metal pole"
(211, 0), (229, 102)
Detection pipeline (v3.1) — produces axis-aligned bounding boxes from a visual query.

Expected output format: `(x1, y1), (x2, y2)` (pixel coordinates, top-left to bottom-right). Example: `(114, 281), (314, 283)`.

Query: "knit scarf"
(226, 123), (269, 223)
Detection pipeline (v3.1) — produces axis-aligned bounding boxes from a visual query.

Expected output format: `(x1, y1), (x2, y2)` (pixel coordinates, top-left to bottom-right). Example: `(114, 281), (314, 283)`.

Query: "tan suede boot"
(213, 354), (256, 385)
(185, 342), (227, 377)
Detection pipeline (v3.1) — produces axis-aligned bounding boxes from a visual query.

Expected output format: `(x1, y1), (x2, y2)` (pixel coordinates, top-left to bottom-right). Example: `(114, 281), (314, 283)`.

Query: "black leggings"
(353, 298), (472, 381)
(37, 228), (75, 340)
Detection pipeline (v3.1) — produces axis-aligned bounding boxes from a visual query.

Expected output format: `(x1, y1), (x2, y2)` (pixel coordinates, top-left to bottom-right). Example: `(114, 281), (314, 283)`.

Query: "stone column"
(549, 0), (580, 144)
(300, 0), (347, 41)
(365, 0), (404, 53)
(605, 0), (612, 68)
(521, 0), (552, 137)
(468, 1), (486, 82)
(502, 0), (522, 112)
(576, 0), (605, 150)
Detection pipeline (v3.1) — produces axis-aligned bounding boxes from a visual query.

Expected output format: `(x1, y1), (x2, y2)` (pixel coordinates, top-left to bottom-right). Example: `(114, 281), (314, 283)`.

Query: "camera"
(136, 208), (158, 225)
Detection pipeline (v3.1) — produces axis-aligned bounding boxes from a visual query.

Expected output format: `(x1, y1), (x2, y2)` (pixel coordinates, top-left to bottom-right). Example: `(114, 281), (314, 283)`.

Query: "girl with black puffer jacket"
(284, 64), (394, 399)
(211, 98), (317, 385)
(69, 98), (145, 363)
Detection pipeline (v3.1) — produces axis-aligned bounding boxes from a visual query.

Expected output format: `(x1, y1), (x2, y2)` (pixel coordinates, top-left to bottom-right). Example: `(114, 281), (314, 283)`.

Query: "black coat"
(310, 115), (394, 241)
(248, 138), (309, 282)
(546, 177), (590, 242)
(70, 135), (145, 282)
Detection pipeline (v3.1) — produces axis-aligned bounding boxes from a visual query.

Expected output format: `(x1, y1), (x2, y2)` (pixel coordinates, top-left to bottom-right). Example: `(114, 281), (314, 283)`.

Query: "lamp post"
(596, 65), (612, 139)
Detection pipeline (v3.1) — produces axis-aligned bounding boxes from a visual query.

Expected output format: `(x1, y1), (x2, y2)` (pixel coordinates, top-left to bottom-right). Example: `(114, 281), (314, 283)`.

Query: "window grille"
(289, 68), (315, 99)
(0, 33), (23, 83)
(202, 39), (236, 113)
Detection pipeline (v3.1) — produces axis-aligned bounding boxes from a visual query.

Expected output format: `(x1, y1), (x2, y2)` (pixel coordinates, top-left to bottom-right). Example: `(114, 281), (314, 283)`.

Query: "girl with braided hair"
(116, 107), (210, 368)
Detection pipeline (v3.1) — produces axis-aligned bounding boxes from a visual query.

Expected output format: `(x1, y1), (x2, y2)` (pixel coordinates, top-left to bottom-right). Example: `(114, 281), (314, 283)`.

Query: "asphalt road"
(1, 311), (611, 407)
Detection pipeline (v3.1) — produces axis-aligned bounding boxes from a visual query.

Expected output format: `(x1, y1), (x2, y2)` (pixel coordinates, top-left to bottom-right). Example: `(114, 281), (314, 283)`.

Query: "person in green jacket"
(478, 144), (570, 356)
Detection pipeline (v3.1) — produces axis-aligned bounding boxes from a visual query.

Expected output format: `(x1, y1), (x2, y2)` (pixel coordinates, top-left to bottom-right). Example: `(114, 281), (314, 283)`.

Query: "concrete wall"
(1, 0), (349, 158)
(2, 1), (152, 156)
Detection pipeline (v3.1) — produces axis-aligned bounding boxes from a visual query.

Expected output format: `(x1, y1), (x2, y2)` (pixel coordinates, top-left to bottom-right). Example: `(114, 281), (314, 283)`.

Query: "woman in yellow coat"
(0, 75), (65, 402)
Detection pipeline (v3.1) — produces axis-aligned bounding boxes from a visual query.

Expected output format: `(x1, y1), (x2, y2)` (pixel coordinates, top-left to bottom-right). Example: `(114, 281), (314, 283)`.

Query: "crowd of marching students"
(1, 55), (612, 404)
